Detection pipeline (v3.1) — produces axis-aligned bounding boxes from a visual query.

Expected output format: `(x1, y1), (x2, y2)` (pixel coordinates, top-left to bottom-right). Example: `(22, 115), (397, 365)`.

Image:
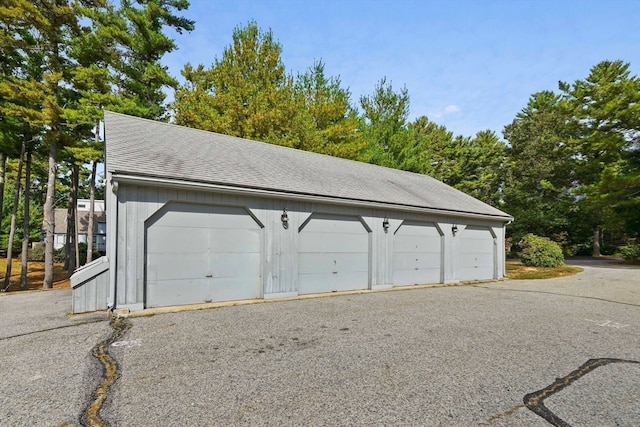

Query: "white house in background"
(54, 199), (107, 252)
(71, 112), (513, 313)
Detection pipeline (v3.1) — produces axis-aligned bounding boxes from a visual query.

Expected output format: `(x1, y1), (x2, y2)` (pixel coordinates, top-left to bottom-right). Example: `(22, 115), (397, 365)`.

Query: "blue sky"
(162, 0), (640, 139)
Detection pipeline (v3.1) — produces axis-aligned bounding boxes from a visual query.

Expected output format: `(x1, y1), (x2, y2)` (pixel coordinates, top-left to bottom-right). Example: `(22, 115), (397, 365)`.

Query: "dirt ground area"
(0, 259), (70, 292)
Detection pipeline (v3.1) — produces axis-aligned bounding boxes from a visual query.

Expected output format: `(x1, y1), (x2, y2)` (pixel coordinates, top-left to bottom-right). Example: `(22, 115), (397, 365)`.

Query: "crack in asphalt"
(477, 358), (640, 426)
(475, 285), (640, 307)
(0, 318), (107, 341)
(476, 403), (526, 426)
(523, 358), (640, 427)
(81, 316), (132, 427)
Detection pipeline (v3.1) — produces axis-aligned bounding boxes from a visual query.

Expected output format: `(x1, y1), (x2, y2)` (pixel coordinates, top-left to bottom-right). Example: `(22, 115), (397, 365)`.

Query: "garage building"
(72, 112), (512, 313)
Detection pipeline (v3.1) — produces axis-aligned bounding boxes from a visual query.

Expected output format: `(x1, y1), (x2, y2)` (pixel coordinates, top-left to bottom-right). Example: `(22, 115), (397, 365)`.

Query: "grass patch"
(0, 258), (70, 292)
(506, 262), (582, 280)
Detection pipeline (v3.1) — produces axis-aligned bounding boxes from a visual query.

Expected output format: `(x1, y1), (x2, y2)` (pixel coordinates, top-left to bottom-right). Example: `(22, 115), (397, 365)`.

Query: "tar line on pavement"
(81, 316), (132, 427)
(523, 358), (640, 427)
(478, 357), (640, 426)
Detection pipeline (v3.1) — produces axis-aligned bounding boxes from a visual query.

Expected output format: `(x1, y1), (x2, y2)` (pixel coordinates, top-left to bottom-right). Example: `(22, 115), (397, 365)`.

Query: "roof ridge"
(103, 111), (443, 180)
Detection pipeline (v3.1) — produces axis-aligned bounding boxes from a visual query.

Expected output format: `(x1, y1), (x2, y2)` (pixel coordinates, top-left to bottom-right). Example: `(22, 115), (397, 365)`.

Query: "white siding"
(106, 183), (507, 312)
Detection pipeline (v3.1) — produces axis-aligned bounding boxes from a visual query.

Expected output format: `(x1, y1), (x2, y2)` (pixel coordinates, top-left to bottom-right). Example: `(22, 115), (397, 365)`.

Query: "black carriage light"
(452, 224), (458, 235)
(382, 217), (390, 232)
(281, 208), (289, 228)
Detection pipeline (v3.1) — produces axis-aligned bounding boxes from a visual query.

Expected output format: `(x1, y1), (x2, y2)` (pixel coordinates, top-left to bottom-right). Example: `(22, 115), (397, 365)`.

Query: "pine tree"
(112, 0), (194, 120)
(359, 77), (410, 168)
(560, 60), (640, 253)
(293, 60), (364, 160)
(175, 21), (297, 145)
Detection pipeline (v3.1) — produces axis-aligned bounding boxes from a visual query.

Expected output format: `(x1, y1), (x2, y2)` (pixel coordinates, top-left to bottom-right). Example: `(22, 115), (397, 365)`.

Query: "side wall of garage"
(107, 182), (507, 311)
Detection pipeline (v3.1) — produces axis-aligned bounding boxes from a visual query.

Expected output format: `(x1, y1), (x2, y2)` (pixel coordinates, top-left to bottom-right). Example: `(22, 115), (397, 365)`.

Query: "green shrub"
(600, 245), (618, 256)
(569, 243), (618, 256)
(28, 244), (66, 263)
(77, 242), (102, 266)
(54, 247), (66, 263)
(519, 234), (565, 267)
(27, 243), (46, 261)
(0, 237), (23, 256)
(29, 243), (102, 265)
(620, 244), (640, 262)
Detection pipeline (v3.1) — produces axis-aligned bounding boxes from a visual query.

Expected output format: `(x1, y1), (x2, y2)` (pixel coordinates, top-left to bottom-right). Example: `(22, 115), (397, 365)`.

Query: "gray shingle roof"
(54, 209), (106, 234)
(104, 111), (512, 220)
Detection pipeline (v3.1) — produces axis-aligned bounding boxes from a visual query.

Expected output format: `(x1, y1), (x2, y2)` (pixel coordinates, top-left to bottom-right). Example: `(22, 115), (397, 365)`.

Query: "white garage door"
(458, 226), (495, 281)
(146, 203), (262, 307)
(298, 214), (369, 294)
(393, 222), (442, 286)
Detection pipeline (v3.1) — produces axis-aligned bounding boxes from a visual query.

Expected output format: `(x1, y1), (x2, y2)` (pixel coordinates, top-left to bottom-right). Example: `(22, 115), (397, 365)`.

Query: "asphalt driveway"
(1, 258), (638, 426)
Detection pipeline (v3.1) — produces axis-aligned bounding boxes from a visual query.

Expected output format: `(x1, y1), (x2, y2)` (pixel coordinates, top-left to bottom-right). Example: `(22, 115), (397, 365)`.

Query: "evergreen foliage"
(359, 77), (410, 167)
(0, 0), (193, 285)
(502, 91), (575, 241)
(559, 61), (640, 253)
(175, 22), (296, 144)
(0, 7), (637, 281)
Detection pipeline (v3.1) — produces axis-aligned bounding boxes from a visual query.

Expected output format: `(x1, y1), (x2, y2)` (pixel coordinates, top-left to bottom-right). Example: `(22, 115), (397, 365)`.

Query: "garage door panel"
(210, 277), (261, 301)
(393, 268), (440, 286)
(153, 209), (212, 228)
(459, 266), (494, 279)
(298, 252), (369, 275)
(298, 232), (368, 253)
(459, 253), (494, 266)
(149, 226), (209, 253)
(146, 279), (211, 307)
(393, 222), (442, 287)
(458, 227), (495, 281)
(210, 253), (262, 278)
(330, 270), (368, 292)
(298, 271), (368, 294)
(393, 252), (441, 270)
(146, 203), (262, 308)
(298, 215), (369, 295)
(208, 229), (261, 253)
(393, 237), (441, 253)
(147, 253), (209, 280)
(460, 242), (493, 254)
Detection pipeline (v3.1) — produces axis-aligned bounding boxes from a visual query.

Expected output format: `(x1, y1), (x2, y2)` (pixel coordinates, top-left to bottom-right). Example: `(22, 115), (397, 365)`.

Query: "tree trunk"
(74, 164), (80, 269)
(0, 152), (6, 234)
(43, 140), (57, 289)
(19, 145), (32, 290)
(66, 164), (78, 275)
(3, 140), (26, 291)
(592, 226), (601, 257)
(85, 160), (96, 263)
(64, 198), (72, 270)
